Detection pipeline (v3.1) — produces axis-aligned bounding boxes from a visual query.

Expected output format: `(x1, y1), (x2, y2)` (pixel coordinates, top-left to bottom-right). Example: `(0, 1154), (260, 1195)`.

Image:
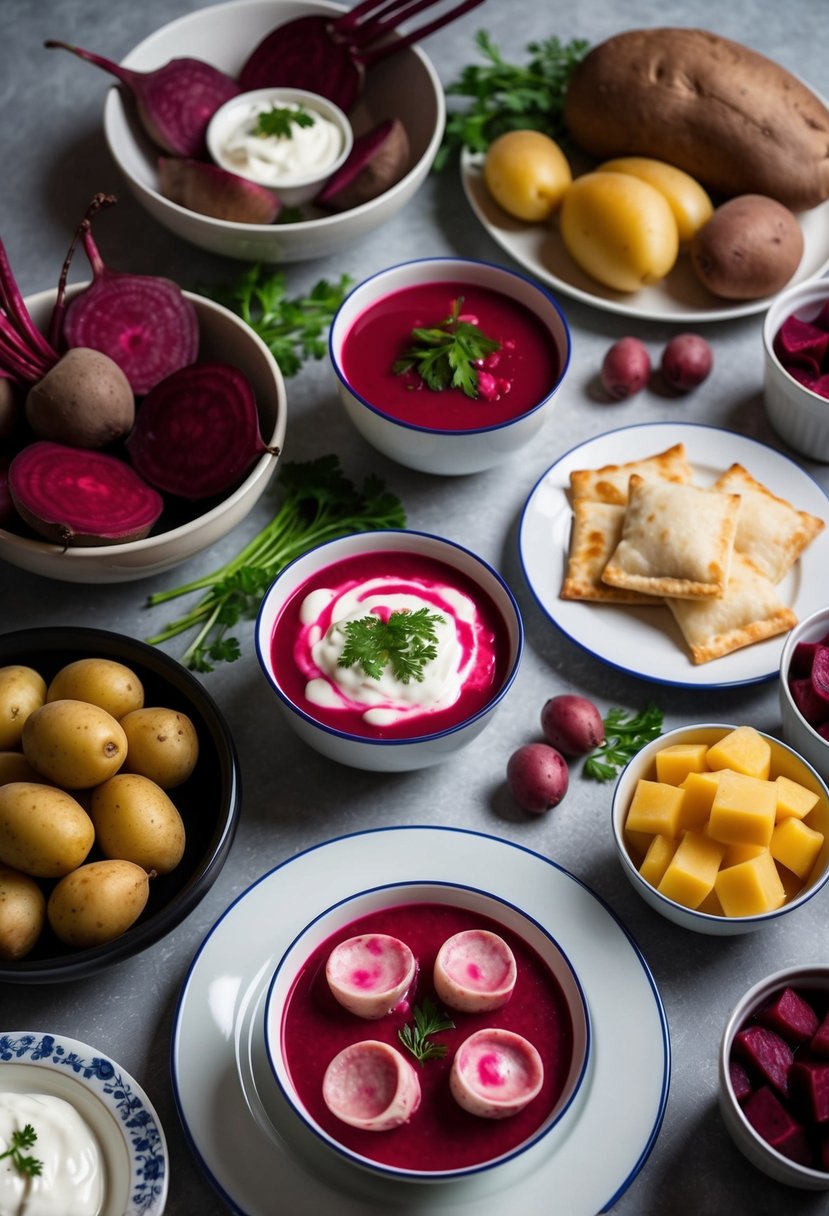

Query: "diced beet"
(743, 1085), (812, 1165)
(775, 315), (829, 367)
(729, 1058), (754, 1103)
(758, 986), (821, 1046)
(811, 647), (829, 706)
(790, 640), (822, 679)
(811, 1013), (829, 1057)
(734, 1025), (794, 1097)
(791, 1061), (829, 1123)
(789, 676), (829, 728)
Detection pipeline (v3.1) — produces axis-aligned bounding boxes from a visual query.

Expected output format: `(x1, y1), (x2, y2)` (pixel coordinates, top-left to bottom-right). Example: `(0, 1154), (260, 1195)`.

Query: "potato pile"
(0, 657), (199, 959)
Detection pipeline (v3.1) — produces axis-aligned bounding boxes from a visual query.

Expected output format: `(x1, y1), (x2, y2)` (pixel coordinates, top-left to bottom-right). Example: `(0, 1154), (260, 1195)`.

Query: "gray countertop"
(2, 1), (829, 1212)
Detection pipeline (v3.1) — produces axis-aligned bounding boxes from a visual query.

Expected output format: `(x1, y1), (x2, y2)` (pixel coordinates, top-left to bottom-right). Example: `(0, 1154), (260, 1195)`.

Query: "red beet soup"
(341, 280), (561, 430)
(269, 550), (512, 740)
(278, 900), (577, 1171)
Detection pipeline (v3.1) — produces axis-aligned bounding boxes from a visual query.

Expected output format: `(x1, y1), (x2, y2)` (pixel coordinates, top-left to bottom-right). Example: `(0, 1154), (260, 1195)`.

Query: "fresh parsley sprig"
(398, 998), (455, 1064)
(583, 704), (664, 781)
(254, 105), (315, 139)
(338, 608), (445, 684)
(392, 297), (500, 398)
(0, 1124), (43, 1179)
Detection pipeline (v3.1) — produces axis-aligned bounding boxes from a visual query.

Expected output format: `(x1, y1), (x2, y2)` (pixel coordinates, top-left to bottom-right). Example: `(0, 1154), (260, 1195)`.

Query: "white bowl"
(763, 278), (829, 462)
(329, 257), (571, 475)
(0, 284), (286, 583)
(611, 723), (829, 935)
(263, 880), (590, 1182)
(0, 1030), (168, 1214)
(780, 605), (829, 784)
(254, 529), (523, 771)
(103, 0), (445, 262)
(719, 965), (829, 1189)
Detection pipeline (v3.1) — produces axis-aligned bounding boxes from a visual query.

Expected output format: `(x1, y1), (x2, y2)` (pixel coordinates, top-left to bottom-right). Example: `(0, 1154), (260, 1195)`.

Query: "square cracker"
(569, 443), (693, 505)
(712, 463), (824, 584)
(561, 500), (664, 604)
(601, 475), (742, 600)
(666, 552), (797, 664)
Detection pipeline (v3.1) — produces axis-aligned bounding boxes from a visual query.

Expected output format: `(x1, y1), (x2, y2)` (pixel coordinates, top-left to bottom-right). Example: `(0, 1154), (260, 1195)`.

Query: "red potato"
(660, 333), (713, 391)
(506, 743), (569, 814)
(600, 337), (651, 400)
(541, 695), (604, 757)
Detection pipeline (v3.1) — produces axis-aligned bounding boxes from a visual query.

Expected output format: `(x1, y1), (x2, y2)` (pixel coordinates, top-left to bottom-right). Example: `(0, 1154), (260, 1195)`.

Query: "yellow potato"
(0, 867), (46, 959)
(47, 657), (144, 720)
(0, 665), (47, 749)
(47, 859), (150, 949)
(90, 773), (186, 875)
(0, 751), (44, 785)
(483, 130), (573, 221)
(559, 171), (680, 292)
(22, 698), (127, 788)
(0, 782), (94, 877)
(120, 707), (199, 789)
(596, 157), (713, 244)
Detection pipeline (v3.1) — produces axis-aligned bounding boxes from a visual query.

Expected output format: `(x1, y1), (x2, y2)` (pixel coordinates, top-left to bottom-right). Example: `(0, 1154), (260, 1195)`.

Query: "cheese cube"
(657, 830), (725, 909)
(697, 885), (724, 916)
(775, 775), (820, 823)
(625, 780), (685, 837)
(714, 850), (786, 916)
(625, 829), (656, 861)
(770, 818), (825, 880)
(639, 835), (678, 887)
(708, 770), (778, 847)
(655, 742), (710, 787)
(706, 726), (771, 780)
(679, 770), (720, 830)
(721, 841), (767, 868)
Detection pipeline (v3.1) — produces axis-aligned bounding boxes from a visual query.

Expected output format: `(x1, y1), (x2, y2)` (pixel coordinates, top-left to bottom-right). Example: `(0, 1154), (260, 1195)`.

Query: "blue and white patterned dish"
(0, 1031), (168, 1215)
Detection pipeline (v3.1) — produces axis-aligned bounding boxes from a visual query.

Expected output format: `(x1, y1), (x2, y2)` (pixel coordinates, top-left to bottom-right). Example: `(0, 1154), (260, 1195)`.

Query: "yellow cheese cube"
(697, 886), (724, 916)
(714, 850), (786, 916)
(775, 775), (820, 823)
(779, 862), (804, 903)
(706, 726), (771, 780)
(657, 830), (725, 908)
(721, 841), (767, 867)
(679, 770), (721, 830)
(625, 829), (656, 862)
(770, 818), (825, 880)
(639, 835), (678, 887)
(708, 770), (778, 847)
(655, 742), (710, 787)
(625, 780), (685, 838)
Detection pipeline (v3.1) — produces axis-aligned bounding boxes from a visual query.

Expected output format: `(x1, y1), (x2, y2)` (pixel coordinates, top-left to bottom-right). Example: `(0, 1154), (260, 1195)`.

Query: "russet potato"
(0, 782), (94, 877)
(22, 698), (128, 788)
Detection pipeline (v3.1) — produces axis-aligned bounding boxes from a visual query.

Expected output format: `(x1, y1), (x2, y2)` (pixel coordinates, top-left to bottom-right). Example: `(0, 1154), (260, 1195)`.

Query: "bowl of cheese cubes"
(611, 723), (829, 935)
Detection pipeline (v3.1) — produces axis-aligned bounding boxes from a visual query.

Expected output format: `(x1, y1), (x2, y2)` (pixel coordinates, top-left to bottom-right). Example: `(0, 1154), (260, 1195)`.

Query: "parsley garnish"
(0, 1124), (43, 1179)
(392, 297), (500, 398)
(254, 105), (316, 139)
(338, 607), (445, 683)
(583, 704), (664, 781)
(398, 998), (455, 1064)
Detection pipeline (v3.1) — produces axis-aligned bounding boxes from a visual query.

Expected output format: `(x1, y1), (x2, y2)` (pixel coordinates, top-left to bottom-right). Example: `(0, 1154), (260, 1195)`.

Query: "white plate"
(460, 151), (829, 324)
(171, 826), (669, 1215)
(519, 422), (829, 688)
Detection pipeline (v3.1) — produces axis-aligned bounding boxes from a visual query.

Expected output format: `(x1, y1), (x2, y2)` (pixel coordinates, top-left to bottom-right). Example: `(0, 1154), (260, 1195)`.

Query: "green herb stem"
(0, 1124), (43, 1179)
(398, 998), (455, 1064)
(583, 704), (664, 782)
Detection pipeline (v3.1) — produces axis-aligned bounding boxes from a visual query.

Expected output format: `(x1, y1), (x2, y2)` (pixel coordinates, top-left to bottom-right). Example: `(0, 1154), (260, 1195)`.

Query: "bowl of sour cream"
(254, 529), (523, 771)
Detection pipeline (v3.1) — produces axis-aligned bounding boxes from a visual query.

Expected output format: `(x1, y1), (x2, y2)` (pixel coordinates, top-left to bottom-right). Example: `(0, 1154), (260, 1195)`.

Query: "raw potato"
(564, 28), (829, 211)
(484, 130), (572, 221)
(47, 657), (145, 720)
(47, 859), (150, 949)
(120, 706), (199, 788)
(0, 665), (47, 749)
(690, 195), (805, 300)
(0, 867), (46, 959)
(596, 157), (713, 244)
(22, 698), (128, 788)
(90, 773), (186, 874)
(0, 751), (44, 785)
(0, 782), (94, 877)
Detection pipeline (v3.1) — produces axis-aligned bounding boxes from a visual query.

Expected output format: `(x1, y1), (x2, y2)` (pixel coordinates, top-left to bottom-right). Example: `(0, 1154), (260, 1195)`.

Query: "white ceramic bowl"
(611, 723), (829, 936)
(0, 284), (286, 583)
(103, 0), (445, 262)
(0, 1030), (168, 1214)
(763, 277), (829, 462)
(263, 880), (590, 1182)
(329, 256), (571, 475)
(254, 529), (523, 771)
(719, 965), (829, 1189)
(780, 605), (829, 784)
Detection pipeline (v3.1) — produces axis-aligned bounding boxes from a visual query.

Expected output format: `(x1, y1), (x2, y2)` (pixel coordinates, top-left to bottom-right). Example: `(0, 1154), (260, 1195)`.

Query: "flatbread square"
(561, 500), (664, 604)
(712, 463), (825, 583)
(569, 443), (694, 505)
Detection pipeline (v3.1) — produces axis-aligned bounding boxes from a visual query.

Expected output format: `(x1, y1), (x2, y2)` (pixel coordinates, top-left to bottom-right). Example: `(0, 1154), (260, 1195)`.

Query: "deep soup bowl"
(254, 530), (523, 771)
(329, 257), (572, 475)
(263, 879), (590, 1184)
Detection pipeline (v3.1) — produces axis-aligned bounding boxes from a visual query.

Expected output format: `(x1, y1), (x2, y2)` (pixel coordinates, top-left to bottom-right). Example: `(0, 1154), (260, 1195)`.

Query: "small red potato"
(506, 743), (569, 814)
(601, 338), (651, 400)
(660, 334), (713, 392)
(541, 695), (605, 757)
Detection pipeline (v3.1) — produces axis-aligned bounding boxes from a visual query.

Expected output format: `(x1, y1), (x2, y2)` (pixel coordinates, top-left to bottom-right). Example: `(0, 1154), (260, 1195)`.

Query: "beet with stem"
(157, 157), (281, 225)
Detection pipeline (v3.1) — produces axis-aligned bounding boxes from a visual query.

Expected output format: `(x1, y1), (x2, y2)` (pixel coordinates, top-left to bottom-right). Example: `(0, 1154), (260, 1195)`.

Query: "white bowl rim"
(254, 527), (524, 748)
(329, 255), (572, 437)
(263, 876), (592, 1181)
(763, 277), (829, 405)
(780, 605), (829, 753)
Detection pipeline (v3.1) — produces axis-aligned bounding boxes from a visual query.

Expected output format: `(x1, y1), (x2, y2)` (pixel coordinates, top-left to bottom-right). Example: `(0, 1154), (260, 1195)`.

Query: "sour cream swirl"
(0, 1093), (104, 1216)
(217, 99), (346, 187)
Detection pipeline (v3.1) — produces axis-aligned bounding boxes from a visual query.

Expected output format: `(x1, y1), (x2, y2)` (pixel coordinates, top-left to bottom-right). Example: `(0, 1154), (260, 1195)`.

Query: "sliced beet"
(811, 646), (829, 706)
(742, 1086), (812, 1165)
(758, 986), (821, 1046)
(789, 676), (829, 729)
(775, 315), (829, 369)
(125, 361), (277, 500)
(729, 1058), (754, 1104)
(157, 157), (281, 225)
(790, 1061), (829, 1123)
(316, 119), (410, 211)
(238, 14), (363, 110)
(8, 440), (163, 546)
(734, 1025), (794, 1097)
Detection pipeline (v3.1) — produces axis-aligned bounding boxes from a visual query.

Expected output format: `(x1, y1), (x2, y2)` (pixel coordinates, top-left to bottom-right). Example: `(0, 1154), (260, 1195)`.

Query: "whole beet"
(25, 347), (135, 448)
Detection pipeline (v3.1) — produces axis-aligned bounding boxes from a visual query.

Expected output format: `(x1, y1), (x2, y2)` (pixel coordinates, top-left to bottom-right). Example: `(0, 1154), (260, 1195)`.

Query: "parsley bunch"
(339, 608), (445, 683)
(583, 704), (664, 781)
(398, 998), (455, 1064)
(392, 297), (500, 398)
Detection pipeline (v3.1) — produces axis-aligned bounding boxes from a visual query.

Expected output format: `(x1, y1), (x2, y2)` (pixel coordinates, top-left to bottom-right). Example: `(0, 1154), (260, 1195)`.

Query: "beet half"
(316, 119), (410, 211)
(157, 158), (281, 225)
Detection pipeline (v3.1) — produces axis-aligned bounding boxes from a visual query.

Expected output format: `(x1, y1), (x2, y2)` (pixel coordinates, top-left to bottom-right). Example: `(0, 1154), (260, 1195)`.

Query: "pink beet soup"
(278, 900), (577, 1171)
(269, 550), (512, 740)
(340, 280), (561, 431)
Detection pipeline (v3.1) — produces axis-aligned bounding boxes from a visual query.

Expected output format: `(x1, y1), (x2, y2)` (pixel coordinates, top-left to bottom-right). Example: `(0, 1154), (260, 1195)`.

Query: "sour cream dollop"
(0, 1093), (104, 1216)
(211, 94), (348, 188)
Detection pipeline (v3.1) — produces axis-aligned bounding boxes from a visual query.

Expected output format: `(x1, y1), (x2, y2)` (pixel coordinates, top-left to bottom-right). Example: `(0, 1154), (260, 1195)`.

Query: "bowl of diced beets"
(720, 965), (829, 1188)
(763, 279), (829, 463)
(781, 606), (829, 785)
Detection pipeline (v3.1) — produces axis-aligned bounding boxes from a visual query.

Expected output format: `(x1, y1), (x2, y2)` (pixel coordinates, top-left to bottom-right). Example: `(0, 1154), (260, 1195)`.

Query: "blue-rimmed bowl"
(254, 529), (522, 771)
(263, 879), (590, 1183)
(328, 257), (571, 475)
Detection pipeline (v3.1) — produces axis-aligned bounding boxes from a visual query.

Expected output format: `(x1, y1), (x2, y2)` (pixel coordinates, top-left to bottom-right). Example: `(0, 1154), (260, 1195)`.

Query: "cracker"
(561, 500), (664, 604)
(712, 463), (825, 583)
(568, 443), (694, 505)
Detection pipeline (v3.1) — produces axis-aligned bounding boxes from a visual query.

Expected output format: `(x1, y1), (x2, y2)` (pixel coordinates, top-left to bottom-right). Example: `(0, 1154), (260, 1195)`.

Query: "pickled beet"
(758, 986), (820, 1045)
(743, 1086), (811, 1165)
(734, 1025), (793, 1097)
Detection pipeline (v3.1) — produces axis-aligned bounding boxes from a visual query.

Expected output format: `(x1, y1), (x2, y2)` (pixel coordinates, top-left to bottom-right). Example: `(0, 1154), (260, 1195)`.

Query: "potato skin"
(0, 665), (47, 749)
(0, 867), (46, 959)
(22, 698), (128, 788)
(47, 657), (145, 720)
(484, 130), (572, 221)
(120, 707), (199, 788)
(0, 782), (95, 878)
(564, 28), (829, 211)
(47, 859), (150, 949)
(90, 773), (186, 874)
(690, 194), (805, 300)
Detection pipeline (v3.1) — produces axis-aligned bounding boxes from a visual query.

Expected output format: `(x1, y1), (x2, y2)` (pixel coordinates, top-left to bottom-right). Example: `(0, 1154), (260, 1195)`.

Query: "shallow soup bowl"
(329, 257), (571, 475)
(263, 880), (590, 1183)
(254, 530), (523, 771)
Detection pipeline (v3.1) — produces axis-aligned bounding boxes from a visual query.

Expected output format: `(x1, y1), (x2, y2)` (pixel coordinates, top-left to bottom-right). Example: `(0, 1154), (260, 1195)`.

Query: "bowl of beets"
(720, 965), (829, 1188)
(780, 606), (829, 786)
(0, 197), (287, 584)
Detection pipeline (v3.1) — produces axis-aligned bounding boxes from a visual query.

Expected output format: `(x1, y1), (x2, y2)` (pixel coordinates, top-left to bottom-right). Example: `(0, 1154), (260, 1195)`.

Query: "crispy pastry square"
(561, 500), (664, 604)
(569, 443), (693, 505)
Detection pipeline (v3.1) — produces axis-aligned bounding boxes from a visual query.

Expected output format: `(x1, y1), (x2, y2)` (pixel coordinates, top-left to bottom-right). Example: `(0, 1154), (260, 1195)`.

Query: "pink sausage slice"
(433, 929), (517, 1013)
(450, 1028), (544, 1119)
(322, 1040), (422, 1131)
(325, 933), (416, 1019)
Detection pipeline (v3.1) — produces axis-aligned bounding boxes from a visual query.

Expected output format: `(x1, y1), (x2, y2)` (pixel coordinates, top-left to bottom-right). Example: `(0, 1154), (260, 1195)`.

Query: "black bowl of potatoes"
(0, 626), (240, 982)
